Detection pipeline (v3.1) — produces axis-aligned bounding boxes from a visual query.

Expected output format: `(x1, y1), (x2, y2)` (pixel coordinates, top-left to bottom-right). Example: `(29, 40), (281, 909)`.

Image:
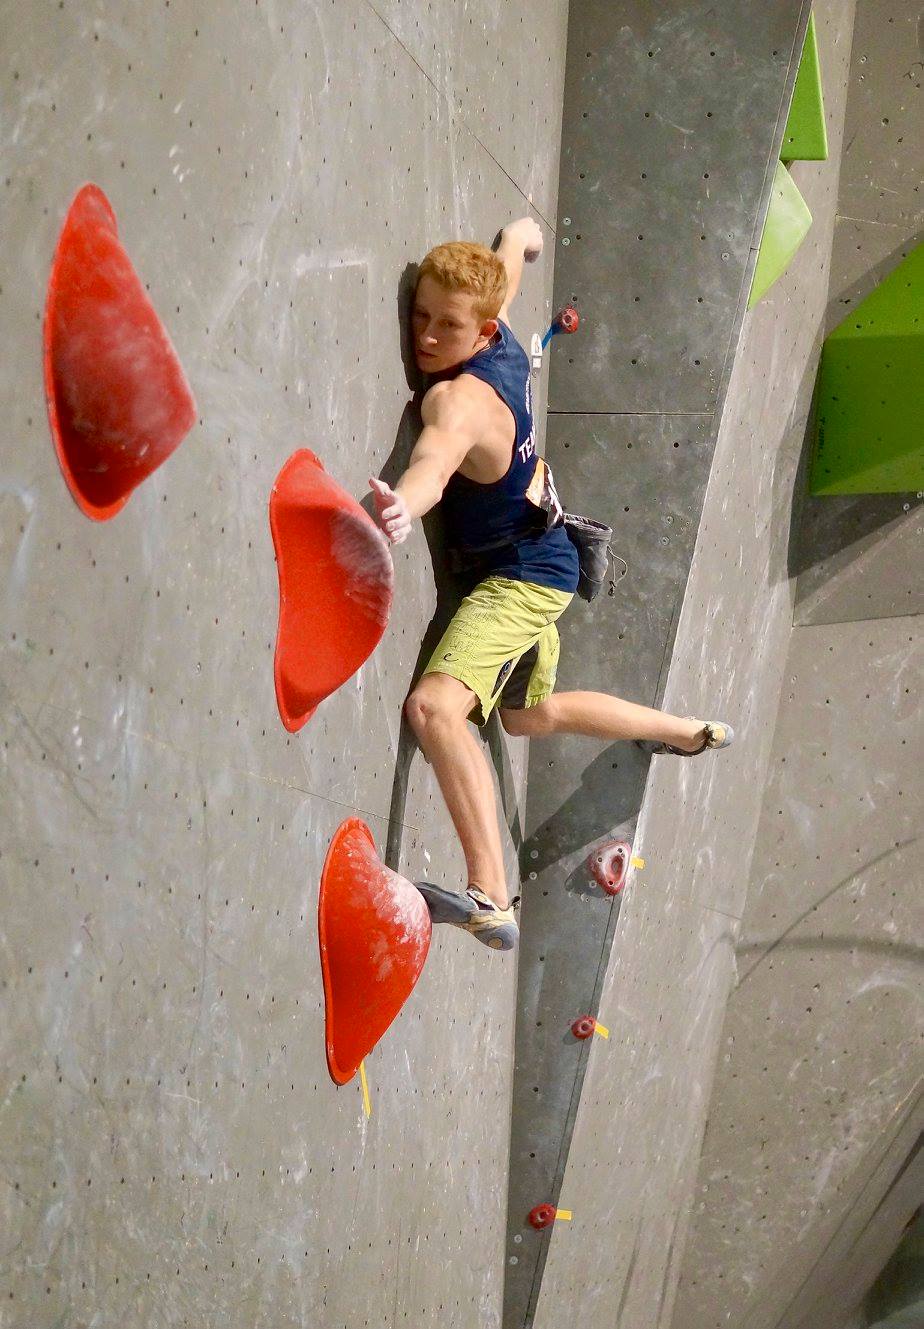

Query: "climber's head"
(413, 241), (507, 374)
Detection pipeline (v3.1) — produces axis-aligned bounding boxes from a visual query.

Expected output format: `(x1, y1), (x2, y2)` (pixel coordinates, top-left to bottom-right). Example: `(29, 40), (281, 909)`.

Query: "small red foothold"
(528, 1204), (557, 1231)
(43, 183), (196, 520)
(571, 1015), (597, 1040)
(587, 839), (631, 896)
(555, 305), (580, 334)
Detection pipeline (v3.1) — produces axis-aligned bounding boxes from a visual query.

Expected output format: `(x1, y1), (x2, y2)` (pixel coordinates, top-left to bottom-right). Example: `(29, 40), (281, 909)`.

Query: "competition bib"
(525, 457), (565, 531)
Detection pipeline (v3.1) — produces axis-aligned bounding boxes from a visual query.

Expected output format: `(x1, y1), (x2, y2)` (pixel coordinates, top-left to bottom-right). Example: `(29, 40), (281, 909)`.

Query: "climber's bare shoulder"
(422, 374), (514, 484)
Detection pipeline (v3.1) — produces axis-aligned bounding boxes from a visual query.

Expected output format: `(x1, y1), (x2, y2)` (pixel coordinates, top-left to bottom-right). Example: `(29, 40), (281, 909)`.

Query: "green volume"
(810, 243), (924, 495)
(782, 12), (828, 162)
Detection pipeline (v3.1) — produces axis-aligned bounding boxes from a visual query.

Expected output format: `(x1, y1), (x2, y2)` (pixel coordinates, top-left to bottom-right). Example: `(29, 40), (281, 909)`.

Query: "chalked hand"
(503, 216), (544, 263)
(370, 476), (411, 544)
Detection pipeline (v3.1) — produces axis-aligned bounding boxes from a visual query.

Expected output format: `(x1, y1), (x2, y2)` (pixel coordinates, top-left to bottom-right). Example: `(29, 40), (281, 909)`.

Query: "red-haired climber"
(370, 219), (734, 952)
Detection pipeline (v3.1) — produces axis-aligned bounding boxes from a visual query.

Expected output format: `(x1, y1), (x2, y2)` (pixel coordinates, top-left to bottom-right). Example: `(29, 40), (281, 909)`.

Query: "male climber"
(370, 219), (733, 952)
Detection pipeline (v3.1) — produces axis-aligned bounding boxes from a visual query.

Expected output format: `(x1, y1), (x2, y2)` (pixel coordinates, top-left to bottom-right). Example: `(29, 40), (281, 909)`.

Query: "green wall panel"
(810, 242), (924, 494)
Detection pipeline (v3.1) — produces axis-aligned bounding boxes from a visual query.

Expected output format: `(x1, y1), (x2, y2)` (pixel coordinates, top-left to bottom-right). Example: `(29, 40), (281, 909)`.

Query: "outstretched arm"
(370, 382), (477, 544)
(495, 216), (544, 321)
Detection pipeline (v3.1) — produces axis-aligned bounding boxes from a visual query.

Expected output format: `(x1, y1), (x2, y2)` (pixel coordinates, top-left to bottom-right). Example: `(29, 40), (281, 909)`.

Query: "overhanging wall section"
(528, 0), (860, 1320)
(676, 4), (924, 1325)
(792, 0), (923, 630)
(505, 3), (813, 1326)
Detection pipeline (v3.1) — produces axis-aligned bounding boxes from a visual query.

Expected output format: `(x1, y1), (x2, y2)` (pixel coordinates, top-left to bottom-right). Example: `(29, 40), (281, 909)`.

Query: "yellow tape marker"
(631, 855), (645, 870)
(594, 1022), (610, 1039)
(556, 1210), (573, 1222)
(359, 1060), (371, 1118)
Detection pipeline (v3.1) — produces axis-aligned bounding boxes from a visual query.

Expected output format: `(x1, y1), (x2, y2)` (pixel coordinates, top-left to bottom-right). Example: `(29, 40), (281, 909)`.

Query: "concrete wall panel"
(521, 2), (859, 1325)
(366, 0), (569, 224)
(2, 655), (517, 1328)
(0, 1), (568, 1324)
(676, 615), (923, 1329)
(550, 0), (811, 414)
(834, 3), (923, 228)
(529, 890), (737, 1329)
(676, 6), (924, 1325)
(793, 488), (923, 628)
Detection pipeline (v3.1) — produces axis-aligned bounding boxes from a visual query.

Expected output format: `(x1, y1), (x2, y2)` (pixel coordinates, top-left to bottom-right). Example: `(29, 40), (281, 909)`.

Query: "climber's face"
(412, 276), (497, 375)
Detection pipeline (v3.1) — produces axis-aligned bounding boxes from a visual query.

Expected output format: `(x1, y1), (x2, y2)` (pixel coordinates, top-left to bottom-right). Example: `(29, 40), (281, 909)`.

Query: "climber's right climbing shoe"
(455, 887), (519, 952)
(415, 883), (519, 951)
(415, 881), (478, 925)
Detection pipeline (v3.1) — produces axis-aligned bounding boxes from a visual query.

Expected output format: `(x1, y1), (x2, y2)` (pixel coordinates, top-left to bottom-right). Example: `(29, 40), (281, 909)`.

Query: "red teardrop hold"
(43, 183), (197, 520)
(319, 817), (431, 1086)
(270, 450), (394, 732)
(528, 1204), (557, 1231)
(571, 1015), (597, 1040)
(587, 838), (631, 896)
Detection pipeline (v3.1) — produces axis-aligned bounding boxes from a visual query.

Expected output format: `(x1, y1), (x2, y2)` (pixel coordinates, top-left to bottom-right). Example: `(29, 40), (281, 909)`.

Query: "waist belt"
(446, 514), (625, 605)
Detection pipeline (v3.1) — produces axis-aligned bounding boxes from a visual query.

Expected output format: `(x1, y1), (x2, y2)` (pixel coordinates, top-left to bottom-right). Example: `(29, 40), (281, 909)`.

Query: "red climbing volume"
(43, 183), (196, 520)
(319, 818), (431, 1085)
(270, 450), (394, 731)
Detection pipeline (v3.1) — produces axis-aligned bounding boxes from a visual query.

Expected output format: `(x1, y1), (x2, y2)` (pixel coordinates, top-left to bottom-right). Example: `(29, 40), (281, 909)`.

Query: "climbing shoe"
(459, 887), (520, 952)
(635, 717), (735, 757)
(415, 882), (519, 951)
(415, 881), (478, 924)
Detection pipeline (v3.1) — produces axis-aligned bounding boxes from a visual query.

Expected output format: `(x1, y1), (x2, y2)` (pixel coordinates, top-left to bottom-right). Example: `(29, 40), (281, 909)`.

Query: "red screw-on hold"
(587, 839), (631, 896)
(571, 1015), (596, 1040)
(554, 304), (579, 334)
(528, 1204), (557, 1231)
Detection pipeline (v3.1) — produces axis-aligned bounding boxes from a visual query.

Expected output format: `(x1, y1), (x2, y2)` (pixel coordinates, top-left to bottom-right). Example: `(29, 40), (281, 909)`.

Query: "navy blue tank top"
(439, 320), (579, 594)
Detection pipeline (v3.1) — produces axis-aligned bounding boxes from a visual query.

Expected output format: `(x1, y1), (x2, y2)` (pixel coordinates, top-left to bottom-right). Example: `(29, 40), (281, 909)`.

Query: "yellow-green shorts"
(422, 576), (573, 726)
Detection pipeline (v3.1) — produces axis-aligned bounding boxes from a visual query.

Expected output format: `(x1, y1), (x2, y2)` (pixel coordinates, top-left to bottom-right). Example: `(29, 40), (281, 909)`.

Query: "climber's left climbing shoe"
(636, 718), (735, 757)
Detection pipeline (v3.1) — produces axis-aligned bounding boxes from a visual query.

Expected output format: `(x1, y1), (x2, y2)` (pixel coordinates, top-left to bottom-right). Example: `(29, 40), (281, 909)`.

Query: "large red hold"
(319, 818), (431, 1085)
(43, 183), (197, 520)
(270, 450), (393, 731)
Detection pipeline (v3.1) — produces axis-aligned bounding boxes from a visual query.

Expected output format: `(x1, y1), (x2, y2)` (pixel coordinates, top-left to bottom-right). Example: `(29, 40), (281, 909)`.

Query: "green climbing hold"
(781, 13), (828, 162)
(810, 242), (924, 494)
(748, 160), (813, 309)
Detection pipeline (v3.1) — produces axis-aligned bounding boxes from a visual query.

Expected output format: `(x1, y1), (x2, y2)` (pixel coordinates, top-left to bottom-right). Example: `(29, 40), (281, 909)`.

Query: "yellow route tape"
(359, 1060), (371, 1118)
(594, 1022), (610, 1039)
(556, 1210), (573, 1221)
(631, 856), (645, 870)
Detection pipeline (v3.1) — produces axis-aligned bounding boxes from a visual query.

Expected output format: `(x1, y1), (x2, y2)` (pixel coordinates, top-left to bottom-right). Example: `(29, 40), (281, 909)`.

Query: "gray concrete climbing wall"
(675, 615), (921, 1329)
(675, 3), (924, 1326)
(527, 2), (861, 1315)
(505, 3), (819, 1325)
(0, 2), (569, 1325)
